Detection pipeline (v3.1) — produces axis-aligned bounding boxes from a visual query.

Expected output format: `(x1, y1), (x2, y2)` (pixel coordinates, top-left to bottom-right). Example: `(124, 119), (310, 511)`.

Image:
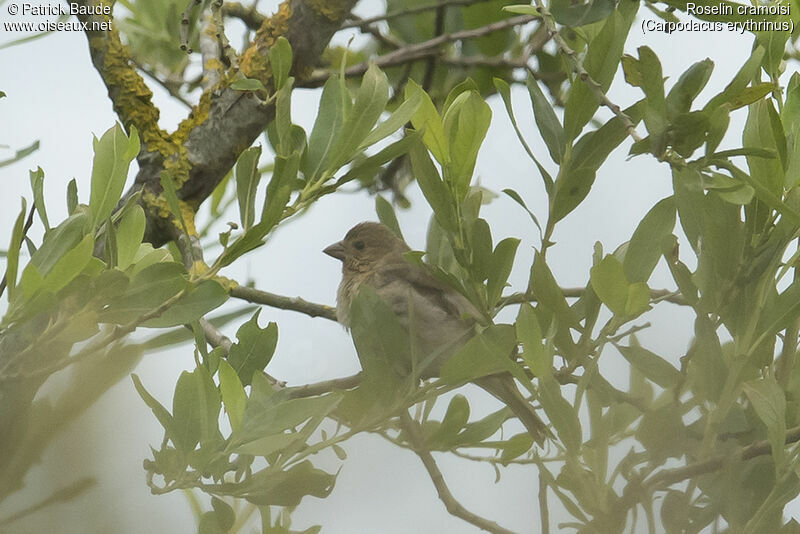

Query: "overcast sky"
(0, 1), (790, 532)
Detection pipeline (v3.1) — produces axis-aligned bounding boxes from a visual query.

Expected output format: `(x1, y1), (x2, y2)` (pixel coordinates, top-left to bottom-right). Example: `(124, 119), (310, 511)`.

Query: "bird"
(323, 221), (550, 445)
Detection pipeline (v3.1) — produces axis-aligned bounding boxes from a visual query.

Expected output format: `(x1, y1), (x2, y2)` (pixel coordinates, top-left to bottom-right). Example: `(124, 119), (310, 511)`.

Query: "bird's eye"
(353, 240), (365, 250)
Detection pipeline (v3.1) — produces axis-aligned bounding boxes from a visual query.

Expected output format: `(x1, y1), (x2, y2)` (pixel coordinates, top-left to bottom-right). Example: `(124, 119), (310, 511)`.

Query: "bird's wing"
(372, 257), (480, 323)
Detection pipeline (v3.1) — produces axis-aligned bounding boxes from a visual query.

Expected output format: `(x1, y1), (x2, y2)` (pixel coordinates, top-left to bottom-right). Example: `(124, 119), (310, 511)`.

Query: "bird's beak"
(323, 241), (346, 261)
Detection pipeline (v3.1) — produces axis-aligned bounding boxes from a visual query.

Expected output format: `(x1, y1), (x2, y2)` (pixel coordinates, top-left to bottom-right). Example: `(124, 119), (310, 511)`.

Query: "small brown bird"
(324, 221), (550, 445)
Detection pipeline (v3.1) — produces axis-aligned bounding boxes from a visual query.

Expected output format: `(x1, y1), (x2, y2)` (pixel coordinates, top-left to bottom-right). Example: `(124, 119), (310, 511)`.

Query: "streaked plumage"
(324, 222), (550, 445)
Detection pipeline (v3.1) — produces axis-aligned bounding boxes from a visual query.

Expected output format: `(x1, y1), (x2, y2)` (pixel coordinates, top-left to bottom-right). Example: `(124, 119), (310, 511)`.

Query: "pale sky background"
(0, 1), (788, 533)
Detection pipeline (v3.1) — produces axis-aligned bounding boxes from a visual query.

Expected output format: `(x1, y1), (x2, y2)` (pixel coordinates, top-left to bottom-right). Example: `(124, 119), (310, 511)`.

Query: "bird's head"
(323, 222), (410, 273)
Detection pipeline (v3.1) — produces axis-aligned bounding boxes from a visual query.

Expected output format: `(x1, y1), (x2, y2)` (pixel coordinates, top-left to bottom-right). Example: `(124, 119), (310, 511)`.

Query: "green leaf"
(502, 188), (543, 233)
(349, 287), (412, 393)
(563, 3), (638, 141)
(440, 324), (516, 384)
(142, 279), (228, 328)
(409, 141), (456, 232)
(526, 75), (565, 164)
(235, 146), (263, 231)
(529, 252), (578, 329)
(429, 394), (471, 446)
(551, 0), (615, 26)
(231, 77), (266, 91)
(236, 385), (342, 445)
(704, 47), (765, 111)
(743, 378), (786, 470)
(220, 151), (299, 268)
(116, 205), (146, 270)
(243, 461), (336, 506)
(340, 130), (421, 185)
(199, 497), (235, 534)
(41, 234), (94, 294)
(500, 432), (534, 463)
(360, 86), (422, 149)
(666, 59), (714, 116)
(503, 5), (540, 15)
(487, 237), (519, 307)
(228, 310), (278, 386)
(304, 75), (345, 180)
(469, 218), (493, 281)
(442, 91), (491, 199)
(617, 344), (681, 390)
(744, 99), (783, 195)
(590, 255), (630, 316)
(89, 123), (140, 228)
(100, 262), (188, 324)
(406, 79), (450, 164)
(638, 46), (668, 153)
(623, 196), (676, 283)
(622, 55), (642, 88)
(0, 139), (39, 168)
(625, 282), (650, 316)
(172, 366), (221, 451)
(269, 36), (292, 90)
(131, 373), (176, 440)
(375, 196), (403, 239)
(442, 79), (479, 115)
(218, 358), (247, 431)
(728, 82), (776, 111)
(29, 167), (49, 230)
(261, 151), (300, 232)
(516, 303), (550, 377)
(5, 198), (27, 302)
(67, 178), (78, 215)
(635, 402), (686, 461)
(553, 102), (643, 222)
(493, 78), (554, 194)
(329, 63), (390, 171)
(539, 374), (581, 454)
(30, 210), (89, 276)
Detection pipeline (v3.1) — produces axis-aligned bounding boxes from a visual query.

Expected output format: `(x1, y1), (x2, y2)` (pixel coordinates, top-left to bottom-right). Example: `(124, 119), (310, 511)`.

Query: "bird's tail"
(475, 374), (553, 446)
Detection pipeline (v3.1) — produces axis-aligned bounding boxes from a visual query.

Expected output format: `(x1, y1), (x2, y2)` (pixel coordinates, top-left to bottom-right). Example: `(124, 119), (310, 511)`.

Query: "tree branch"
(301, 14), (538, 87)
(399, 411), (518, 534)
(230, 285), (338, 320)
(528, 0), (641, 143)
(339, 0), (493, 29)
(79, 0), (358, 246)
(641, 424), (800, 492)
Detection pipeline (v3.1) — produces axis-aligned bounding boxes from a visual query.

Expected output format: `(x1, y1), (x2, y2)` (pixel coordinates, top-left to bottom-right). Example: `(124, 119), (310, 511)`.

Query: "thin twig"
(230, 285), (337, 320)
(641, 424), (800, 492)
(499, 287), (687, 308)
(348, 14), (404, 49)
(340, 0), (492, 29)
(528, 0), (642, 143)
(302, 15), (537, 87)
(399, 411), (517, 534)
(221, 1), (265, 30)
(422, 1), (447, 91)
(131, 59), (193, 109)
(286, 373), (362, 398)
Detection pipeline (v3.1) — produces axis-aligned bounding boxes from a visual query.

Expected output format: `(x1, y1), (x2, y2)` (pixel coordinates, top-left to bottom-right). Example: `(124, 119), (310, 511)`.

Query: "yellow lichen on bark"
(240, 2), (292, 82)
(306, 0), (349, 21)
(141, 190), (199, 237)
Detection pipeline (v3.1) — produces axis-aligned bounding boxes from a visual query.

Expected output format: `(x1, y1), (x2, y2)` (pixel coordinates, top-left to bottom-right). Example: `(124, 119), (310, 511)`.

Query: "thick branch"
(80, 0), (358, 246)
